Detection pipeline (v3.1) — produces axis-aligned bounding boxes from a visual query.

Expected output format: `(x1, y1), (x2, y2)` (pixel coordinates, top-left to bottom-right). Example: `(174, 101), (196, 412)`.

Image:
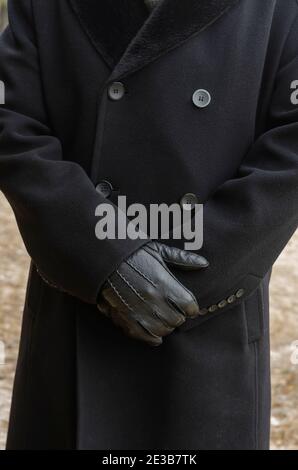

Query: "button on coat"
(95, 180), (113, 198)
(108, 82), (126, 101)
(180, 193), (199, 210)
(192, 89), (211, 108)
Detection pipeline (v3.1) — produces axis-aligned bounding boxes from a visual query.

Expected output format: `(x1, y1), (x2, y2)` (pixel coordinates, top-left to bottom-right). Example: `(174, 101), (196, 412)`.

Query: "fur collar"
(69, 0), (239, 79)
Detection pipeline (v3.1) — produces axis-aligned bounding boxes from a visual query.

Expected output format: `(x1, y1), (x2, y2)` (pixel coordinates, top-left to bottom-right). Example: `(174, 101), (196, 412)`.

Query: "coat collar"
(69, 0), (239, 80)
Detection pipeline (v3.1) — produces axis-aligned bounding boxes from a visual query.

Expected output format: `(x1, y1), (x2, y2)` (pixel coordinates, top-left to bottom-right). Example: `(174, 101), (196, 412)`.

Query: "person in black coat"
(0, 0), (298, 450)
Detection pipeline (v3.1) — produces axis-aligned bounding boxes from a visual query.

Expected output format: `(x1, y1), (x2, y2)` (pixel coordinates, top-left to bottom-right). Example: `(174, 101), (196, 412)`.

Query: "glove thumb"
(147, 242), (209, 271)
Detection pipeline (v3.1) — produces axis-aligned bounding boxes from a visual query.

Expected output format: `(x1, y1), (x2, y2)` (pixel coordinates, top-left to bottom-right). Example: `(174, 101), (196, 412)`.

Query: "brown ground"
(0, 193), (297, 449)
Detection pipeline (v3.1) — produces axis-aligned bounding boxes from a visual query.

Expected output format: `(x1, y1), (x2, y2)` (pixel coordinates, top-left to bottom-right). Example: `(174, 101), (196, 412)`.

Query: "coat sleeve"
(0, 0), (148, 304)
(193, 9), (298, 313)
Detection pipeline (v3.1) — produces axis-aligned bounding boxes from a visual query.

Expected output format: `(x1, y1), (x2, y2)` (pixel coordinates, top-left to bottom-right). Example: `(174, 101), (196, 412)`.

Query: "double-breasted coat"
(1, 0), (298, 450)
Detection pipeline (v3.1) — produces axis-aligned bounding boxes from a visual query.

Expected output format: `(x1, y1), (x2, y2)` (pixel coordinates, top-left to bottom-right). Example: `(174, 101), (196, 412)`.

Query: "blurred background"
(0, 0), (7, 31)
(0, 0), (297, 450)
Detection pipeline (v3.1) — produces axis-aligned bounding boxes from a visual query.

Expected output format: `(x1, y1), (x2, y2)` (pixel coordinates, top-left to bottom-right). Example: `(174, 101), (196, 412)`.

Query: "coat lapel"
(68, 0), (149, 69)
(69, 0), (240, 80)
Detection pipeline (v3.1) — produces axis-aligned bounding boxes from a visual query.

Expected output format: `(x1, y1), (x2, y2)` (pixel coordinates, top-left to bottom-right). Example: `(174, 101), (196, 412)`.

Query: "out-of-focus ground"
(0, 195), (29, 448)
(269, 232), (298, 449)
(0, 193), (297, 449)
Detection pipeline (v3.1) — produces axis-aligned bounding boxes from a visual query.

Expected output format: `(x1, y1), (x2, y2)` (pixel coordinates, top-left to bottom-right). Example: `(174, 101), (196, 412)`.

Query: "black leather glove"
(97, 241), (209, 346)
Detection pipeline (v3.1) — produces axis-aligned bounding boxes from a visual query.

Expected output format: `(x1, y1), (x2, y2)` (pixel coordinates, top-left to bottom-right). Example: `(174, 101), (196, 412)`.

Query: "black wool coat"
(1, 0), (298, 450)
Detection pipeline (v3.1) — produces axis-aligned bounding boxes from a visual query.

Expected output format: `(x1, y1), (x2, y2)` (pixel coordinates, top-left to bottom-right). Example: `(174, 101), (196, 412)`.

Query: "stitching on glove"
(116, 270), (147, 303)
(108, 279), (134, 312)
(125, 260), (157, 287)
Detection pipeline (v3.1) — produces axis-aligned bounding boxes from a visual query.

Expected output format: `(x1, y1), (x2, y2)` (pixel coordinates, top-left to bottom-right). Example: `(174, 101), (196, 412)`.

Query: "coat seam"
(90, 86), (109, 183)
(26, 266), (45, 366)
(23, 265), (45, 449)
(74, 301), (79, 450)
(254, 341), (259, 450)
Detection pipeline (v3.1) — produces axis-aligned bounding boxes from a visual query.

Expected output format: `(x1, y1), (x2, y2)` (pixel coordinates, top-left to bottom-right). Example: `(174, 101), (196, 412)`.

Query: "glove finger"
(153, 302), (186, 328)
(130, 304), (175, 338)
(110, 307), (163, 347)
(101, 282), (128, 312)
(167, 286), (200, 319)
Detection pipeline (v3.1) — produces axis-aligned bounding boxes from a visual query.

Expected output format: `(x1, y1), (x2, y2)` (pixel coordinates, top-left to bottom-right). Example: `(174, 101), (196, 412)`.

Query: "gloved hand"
(97, 241), (209, 346)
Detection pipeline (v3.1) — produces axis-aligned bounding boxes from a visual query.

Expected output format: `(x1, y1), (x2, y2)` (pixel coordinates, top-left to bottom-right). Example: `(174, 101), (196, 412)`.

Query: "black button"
(199, 307), (208, 316)
(227, 294), (236, 304)
(236, 288), (245, 299)
(218, 299), (228, 309)
(108, 82), (125, 101)
(180, 193), (199, 211)
(96, 180), (113, 198)
(208, 305), (218, 313)
(192, 89), (211, 108)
